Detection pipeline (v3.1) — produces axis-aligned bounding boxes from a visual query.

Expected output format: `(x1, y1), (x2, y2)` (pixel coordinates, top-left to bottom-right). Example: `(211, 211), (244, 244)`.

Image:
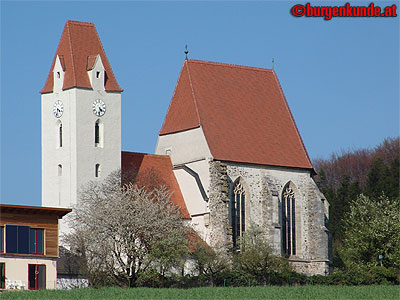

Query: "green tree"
(234, 224), (292, 285)
(338, 194), (400, 270)
(365, 158), (391, 199)
(149, 231), (189, 276)
(388, 155), (400, 199)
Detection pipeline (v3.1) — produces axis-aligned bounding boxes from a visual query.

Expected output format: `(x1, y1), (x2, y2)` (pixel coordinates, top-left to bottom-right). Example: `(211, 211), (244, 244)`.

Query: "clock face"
(53, 100), (64, 118)
(93, 99), (106, 117)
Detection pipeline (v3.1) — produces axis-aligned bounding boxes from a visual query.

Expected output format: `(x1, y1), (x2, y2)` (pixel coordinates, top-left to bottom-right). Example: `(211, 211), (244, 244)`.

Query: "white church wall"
(42, 88), (121, 212)
(185, 159), (211, 197)
(74, 88), (121, 200)
(173, 169), (207, 216)
(155, 127), (212, 166)
(189, 215), (210, 245)
(42, 90), (75, 208)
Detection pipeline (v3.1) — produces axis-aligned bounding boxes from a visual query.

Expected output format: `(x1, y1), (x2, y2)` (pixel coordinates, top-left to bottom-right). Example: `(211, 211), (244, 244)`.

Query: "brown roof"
(121, 152), (190, 219)
(160, 59), (313, 170)
(0, 204), (71, 218)
(41, 20), (122, 94)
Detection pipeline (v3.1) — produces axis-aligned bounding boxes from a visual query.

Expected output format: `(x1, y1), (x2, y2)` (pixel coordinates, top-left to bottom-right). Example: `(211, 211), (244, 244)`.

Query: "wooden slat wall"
(0, 213), (59, 257)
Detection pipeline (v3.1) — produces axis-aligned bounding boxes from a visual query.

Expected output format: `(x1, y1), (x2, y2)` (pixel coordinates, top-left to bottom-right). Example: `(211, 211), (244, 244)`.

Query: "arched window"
(58, 164), (62, 176)
(230, 181), (246, 248)
(57, 121), (63, 148)
(282, 185), (296, 256)
(95, 120), (100, 146)
(95, 164), (100, 178)
(94, 119), (103, 147)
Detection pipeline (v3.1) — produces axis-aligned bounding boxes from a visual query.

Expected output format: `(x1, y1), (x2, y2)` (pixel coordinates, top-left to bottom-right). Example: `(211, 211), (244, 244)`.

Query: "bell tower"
(41, 20), (122, 210)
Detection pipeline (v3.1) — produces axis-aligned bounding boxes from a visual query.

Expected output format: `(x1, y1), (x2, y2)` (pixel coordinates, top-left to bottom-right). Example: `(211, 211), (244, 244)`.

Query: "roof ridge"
(187, 59), (273, 73)
(66, 20), (94, 27)
(66, 21), (77, 88)
(185, 60), (202, 128)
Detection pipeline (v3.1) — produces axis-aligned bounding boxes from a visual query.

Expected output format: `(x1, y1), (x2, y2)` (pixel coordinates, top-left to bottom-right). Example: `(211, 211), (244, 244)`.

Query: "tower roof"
(160, 59), (313, 170)
(41, 20), (122, 94)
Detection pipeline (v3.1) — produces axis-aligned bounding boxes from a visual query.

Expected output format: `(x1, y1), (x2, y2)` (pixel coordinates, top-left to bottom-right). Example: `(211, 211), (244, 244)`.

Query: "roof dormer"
(53, 55), (65, 92)
(87, 54), (105, 91)
(41, 21), (122, 94)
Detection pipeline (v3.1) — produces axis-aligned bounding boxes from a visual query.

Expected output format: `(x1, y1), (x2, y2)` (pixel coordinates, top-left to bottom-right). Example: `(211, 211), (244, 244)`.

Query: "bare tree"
(65, 170), (189, 287)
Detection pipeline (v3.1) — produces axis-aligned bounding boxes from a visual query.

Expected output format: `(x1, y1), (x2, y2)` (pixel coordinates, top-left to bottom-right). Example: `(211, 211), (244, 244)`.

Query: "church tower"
(41, 21), (122, 209)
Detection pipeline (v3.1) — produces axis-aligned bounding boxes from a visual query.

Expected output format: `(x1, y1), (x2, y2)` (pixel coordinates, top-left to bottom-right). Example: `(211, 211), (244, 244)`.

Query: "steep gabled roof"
(41, 20), (122, 94)
(160, 59), (313, 171)
(121, 152), (190, 219)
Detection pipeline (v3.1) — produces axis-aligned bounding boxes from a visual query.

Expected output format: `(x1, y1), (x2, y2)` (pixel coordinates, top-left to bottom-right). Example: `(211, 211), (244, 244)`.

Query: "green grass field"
(1, 285), (399, 300)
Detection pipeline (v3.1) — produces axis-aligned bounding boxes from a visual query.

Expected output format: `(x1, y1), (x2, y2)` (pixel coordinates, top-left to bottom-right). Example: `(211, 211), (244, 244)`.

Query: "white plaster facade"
(1, 256), (57, 290)
(156, 127), (213, 243)
(42, 57), (121, 210)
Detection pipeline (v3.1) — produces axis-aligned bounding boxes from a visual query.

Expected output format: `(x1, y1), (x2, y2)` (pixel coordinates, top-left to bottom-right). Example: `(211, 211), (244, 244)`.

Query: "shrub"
(369, 266), (399, 285)
(136, 269), (163, 288)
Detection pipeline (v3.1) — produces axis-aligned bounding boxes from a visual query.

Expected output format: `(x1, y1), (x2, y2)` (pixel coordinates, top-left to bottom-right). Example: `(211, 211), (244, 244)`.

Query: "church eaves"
(160, 59), (314, 171)
(40, 20), (122, 94)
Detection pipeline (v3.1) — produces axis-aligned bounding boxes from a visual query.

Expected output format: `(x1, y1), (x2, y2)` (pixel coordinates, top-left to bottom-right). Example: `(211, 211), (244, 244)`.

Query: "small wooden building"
(0, 204), (71, 290)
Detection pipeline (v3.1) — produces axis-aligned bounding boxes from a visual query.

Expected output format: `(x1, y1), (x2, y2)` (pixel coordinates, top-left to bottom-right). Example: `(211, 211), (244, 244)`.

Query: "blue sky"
(1, 1), (398, 206)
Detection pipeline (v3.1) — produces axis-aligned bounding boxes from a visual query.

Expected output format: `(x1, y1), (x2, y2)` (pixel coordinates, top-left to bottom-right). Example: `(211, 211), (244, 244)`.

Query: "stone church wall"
(206, 160), (331, 275)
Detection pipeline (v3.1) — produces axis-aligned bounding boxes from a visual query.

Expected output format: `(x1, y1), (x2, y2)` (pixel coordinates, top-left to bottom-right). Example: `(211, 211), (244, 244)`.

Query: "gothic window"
(230, 181), (246, 248)
(282, 185), (296, 256)
(58, 164), (62, 176)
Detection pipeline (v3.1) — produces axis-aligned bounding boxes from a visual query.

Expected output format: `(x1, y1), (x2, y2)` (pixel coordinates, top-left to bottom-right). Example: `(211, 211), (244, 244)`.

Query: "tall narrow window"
(95, 164), (100, 178)
(282, 185), (296, 256)
(29, 228), (44, 255)
(94, 119), (103, 147)
(57, 121), (63, 148)
(59, 123), (62, 147)
(58, 164), (62, 176)
(0, 263), (4, 289)
(95, 121), (100, 145)
(230, 181), (246, 248)
(0, 227), (3, 253)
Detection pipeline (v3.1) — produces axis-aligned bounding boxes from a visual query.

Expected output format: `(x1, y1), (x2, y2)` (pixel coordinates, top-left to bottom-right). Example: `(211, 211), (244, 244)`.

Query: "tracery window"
(230, 182), (246, 248)
(282, 185), (296, 256)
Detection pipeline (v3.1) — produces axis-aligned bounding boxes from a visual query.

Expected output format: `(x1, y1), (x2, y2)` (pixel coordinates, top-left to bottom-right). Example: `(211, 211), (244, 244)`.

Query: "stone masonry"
(207, 160), (331, 275)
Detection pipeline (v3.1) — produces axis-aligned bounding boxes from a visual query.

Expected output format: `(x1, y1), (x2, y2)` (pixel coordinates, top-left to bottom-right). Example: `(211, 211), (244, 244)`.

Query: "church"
(40, 20), (330, 275)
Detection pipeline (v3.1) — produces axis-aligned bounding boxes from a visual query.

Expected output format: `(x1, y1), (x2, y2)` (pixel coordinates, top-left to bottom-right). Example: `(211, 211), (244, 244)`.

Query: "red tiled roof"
(121, 152), (190, 219)
(41, 20), (122, 94)
(187, 229), (211, 253)
(160, 60), (313, 170)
